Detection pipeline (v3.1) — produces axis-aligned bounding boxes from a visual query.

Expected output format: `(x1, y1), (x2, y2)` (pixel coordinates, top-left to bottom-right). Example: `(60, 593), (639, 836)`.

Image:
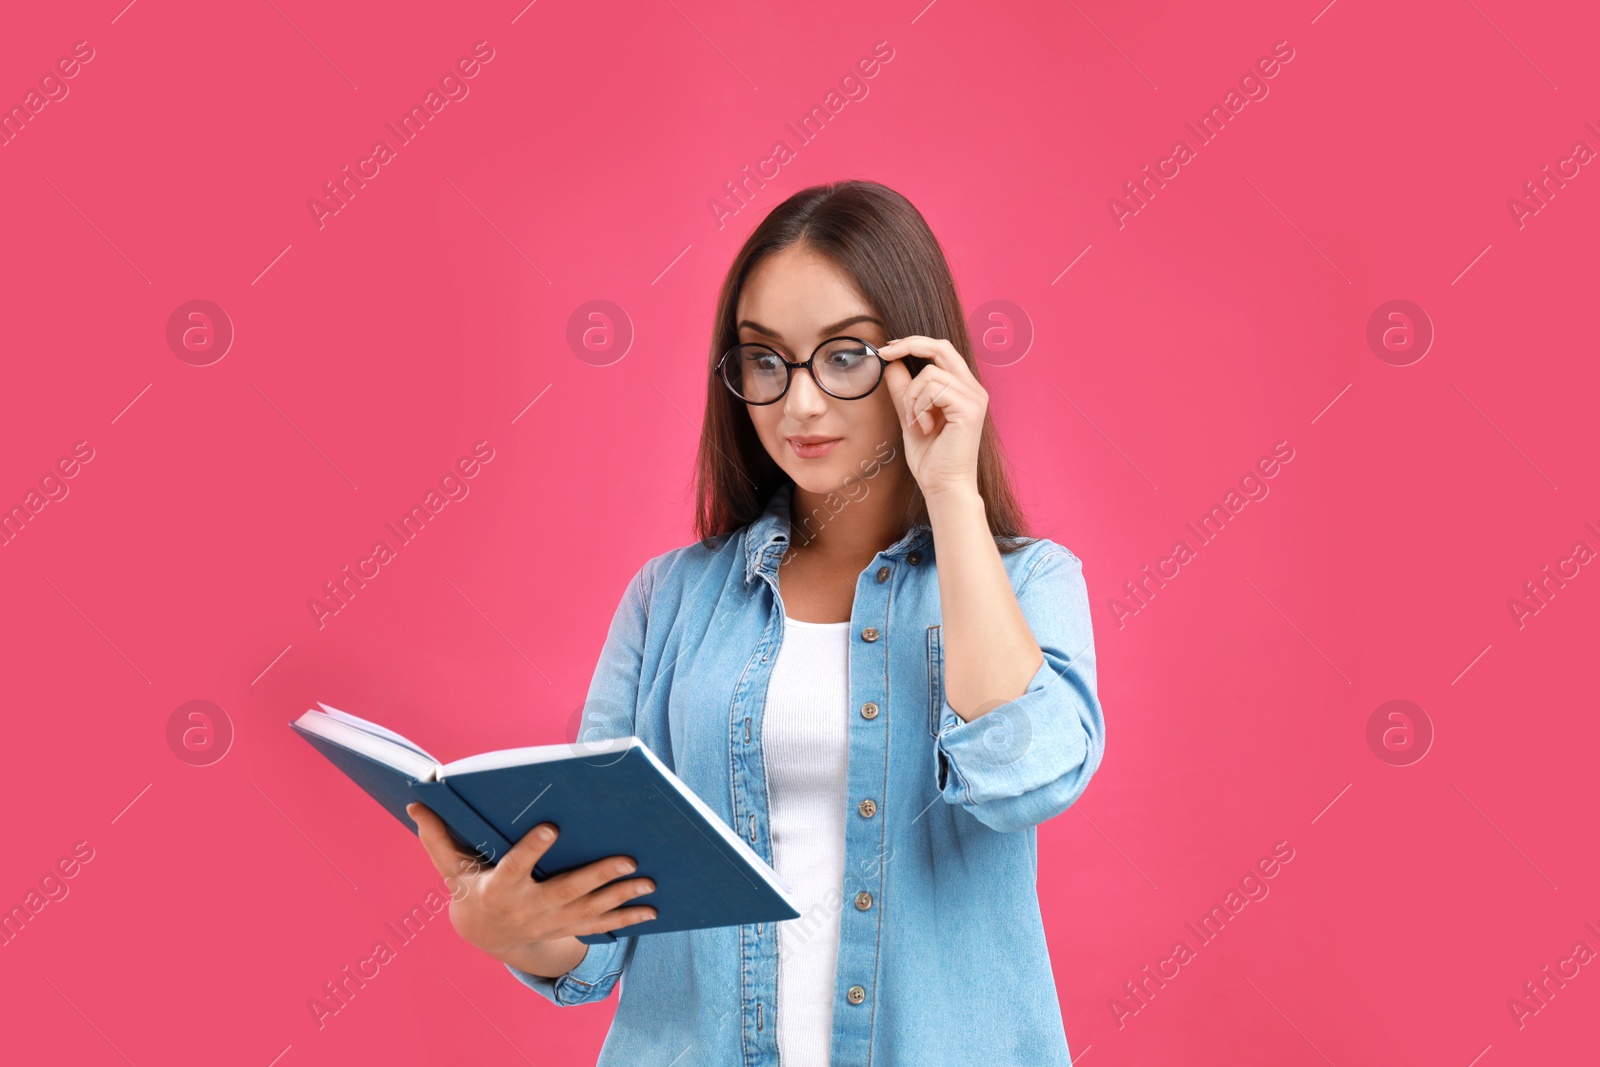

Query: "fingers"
(591, 903), (659, 934)
(558, 903), (659, 940)
(880, 336), (967, 379)
(903, 367), (970, 433)
(540, 851), (647, 910)
(406, 802), (482, 881)
(404, 805), (662, 949)
(880, 338), (983, 432)
(573, 875), (657, 922)
(882, 358), (937, 435)
(496, 821), (646, 909)
(882, 359), (913, 427)
(496, 819), (562, 882)
(548, 879), (659, 939)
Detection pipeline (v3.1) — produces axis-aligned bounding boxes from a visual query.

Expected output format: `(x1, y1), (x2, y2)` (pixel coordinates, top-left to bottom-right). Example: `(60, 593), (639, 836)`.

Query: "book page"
(437, 735), (638, 778)
(316, 703), (439, 762)
(294, 711), (439, 780)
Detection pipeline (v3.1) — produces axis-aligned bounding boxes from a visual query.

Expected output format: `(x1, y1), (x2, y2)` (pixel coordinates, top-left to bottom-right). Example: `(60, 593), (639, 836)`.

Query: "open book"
(290, 703), (800, 944)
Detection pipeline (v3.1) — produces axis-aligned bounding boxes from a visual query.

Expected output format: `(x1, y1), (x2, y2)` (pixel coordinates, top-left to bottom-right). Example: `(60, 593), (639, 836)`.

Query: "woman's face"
(732, 244), (905, 498)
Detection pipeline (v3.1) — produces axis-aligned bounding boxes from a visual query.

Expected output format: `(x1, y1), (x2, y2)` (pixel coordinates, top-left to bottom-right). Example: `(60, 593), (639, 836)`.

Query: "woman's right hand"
(405, 801), (658, 971)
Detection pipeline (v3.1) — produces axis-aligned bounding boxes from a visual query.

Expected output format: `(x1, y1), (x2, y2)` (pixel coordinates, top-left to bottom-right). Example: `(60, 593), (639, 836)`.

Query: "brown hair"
(692, 179), (1035, 555)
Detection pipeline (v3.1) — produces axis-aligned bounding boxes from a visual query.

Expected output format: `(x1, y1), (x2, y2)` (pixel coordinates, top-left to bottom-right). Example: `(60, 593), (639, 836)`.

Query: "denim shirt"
(506, 482), (1106, 1065)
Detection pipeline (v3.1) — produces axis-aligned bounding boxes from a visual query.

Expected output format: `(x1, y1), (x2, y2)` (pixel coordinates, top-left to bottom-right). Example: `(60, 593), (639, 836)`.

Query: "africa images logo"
(307, 442), (496, 629)
(307, 42), (497, 229)
(1107, 40), (1297, 229)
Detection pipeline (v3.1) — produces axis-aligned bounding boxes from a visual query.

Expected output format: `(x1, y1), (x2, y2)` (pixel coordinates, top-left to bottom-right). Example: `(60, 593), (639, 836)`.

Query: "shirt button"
(861, 627), (879, 642)
(907, 551), (921, 565)
(875, 565), (890, 583)
(847, 985), (866, 1005)
(858, 798), (877, 818)
(860, 702), (879, 720)
(855, 891), (873, 911)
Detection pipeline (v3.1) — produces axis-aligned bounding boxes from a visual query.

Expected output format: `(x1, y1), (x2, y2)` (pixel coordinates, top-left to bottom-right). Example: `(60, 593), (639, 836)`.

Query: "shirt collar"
(742, 481), (933, 585)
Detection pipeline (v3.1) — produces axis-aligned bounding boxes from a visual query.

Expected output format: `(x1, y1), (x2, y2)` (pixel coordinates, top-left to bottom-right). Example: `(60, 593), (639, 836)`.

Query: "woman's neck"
(787, 473), (918, 564)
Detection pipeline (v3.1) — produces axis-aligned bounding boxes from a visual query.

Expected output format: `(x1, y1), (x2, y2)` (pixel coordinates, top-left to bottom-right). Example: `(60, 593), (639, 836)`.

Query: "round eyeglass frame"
(716, 335), (888, 405)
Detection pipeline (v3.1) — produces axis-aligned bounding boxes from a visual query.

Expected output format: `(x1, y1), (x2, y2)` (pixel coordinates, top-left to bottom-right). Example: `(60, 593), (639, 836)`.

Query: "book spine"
(411, 780), (514, 864)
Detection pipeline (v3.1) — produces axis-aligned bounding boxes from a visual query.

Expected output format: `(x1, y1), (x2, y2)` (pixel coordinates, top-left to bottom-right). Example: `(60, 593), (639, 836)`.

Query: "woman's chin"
(785, 468), (839, 495)
(788, 465), (875, 501)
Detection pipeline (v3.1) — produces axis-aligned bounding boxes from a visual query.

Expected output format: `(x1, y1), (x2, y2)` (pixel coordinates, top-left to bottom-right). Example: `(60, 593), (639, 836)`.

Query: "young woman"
(407, 180), (1106, 1065)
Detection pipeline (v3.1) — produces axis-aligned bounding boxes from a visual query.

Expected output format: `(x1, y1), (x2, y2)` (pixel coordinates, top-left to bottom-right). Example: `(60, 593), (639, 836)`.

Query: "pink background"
(2, 0), (1597, 1063)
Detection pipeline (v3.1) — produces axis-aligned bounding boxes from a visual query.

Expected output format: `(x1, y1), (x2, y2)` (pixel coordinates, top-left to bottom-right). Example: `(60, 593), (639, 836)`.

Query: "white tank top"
(762, 614), (852, 1066)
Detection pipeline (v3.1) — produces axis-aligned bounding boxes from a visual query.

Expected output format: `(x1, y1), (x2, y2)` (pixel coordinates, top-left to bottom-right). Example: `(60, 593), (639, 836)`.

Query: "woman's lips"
(788, 437), (841, 458)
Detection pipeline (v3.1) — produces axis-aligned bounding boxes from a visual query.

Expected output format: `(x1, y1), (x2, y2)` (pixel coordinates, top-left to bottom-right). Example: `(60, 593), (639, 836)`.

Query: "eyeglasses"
(717, 336), (888, 405)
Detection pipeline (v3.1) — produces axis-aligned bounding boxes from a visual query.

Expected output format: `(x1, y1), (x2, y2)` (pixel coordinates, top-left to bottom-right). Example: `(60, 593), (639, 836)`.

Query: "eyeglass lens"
(724, 339), (879, 402)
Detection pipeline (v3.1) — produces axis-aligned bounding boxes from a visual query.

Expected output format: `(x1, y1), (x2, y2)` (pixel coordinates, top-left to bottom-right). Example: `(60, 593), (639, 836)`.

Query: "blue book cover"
(289, 703), (800, 944)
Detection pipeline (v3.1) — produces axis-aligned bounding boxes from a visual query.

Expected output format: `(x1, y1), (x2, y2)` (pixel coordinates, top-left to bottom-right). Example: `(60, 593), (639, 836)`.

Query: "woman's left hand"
(880, 335), (988, 500)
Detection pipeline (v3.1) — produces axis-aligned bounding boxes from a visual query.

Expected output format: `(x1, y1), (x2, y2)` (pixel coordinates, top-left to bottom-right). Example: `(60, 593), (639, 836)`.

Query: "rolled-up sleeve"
(504, 937), (627, 1006)
(503, 560), (652, 1005)
(933, 544), (1106, 834)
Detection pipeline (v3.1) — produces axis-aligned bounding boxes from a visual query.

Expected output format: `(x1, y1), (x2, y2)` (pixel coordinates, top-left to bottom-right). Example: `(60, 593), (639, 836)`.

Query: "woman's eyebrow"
(736, 314), (885, 340)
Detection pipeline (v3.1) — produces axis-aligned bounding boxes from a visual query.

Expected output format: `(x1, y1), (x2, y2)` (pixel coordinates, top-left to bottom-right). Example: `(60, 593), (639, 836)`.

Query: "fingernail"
(537, 825), (554, 841)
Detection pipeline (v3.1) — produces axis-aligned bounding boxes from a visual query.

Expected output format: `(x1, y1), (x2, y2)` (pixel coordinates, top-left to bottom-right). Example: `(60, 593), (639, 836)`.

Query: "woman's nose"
(784, 365), (830, 413)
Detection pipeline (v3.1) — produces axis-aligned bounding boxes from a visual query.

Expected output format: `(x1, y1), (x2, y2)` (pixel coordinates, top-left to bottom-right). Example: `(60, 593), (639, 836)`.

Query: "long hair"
(693, 179), (1035, 554)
